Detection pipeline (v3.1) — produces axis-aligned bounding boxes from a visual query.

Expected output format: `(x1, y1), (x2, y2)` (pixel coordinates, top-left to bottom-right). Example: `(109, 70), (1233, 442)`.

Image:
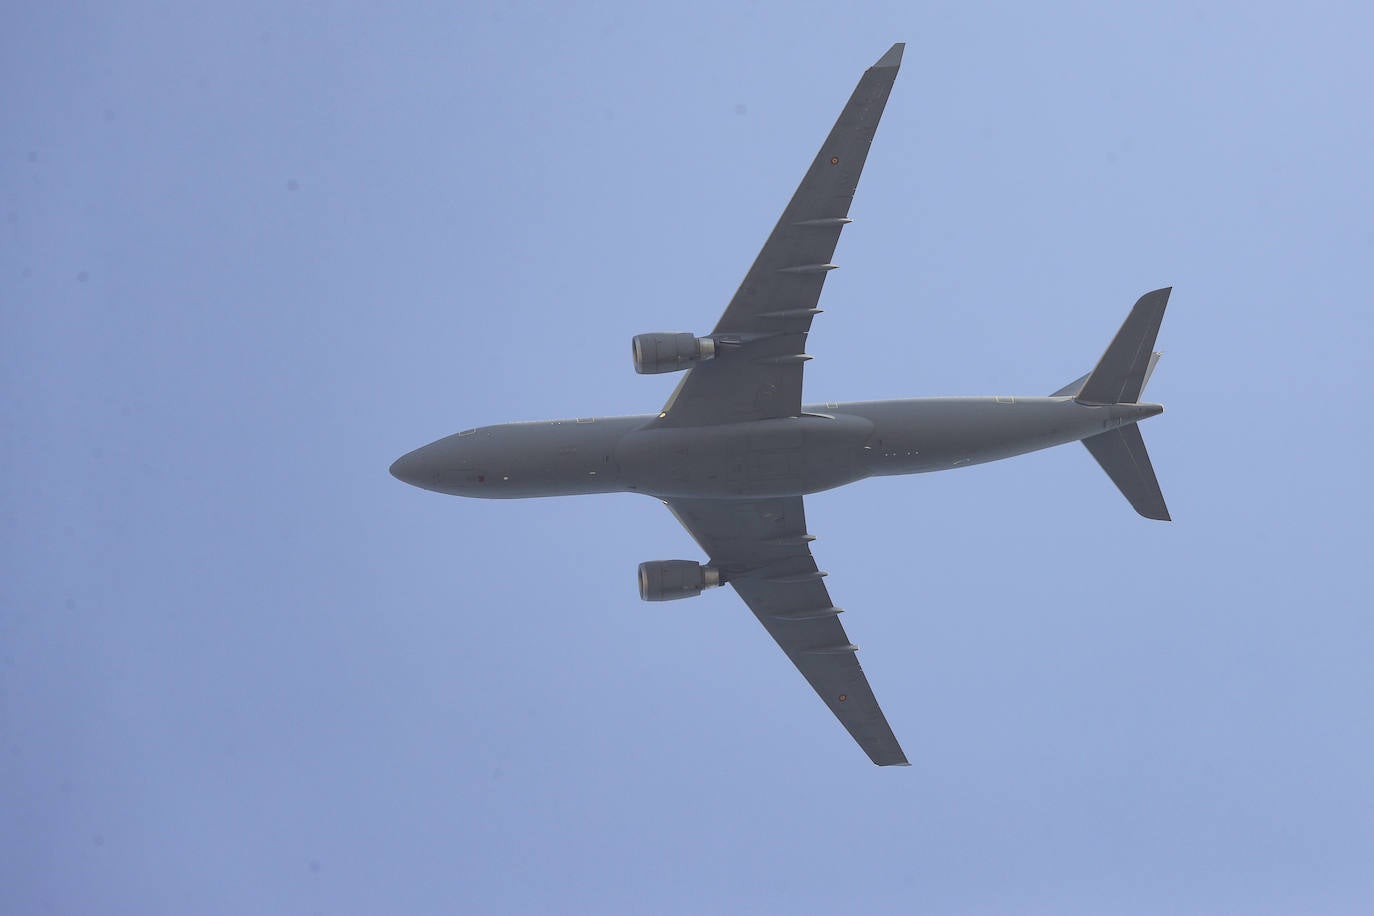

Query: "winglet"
(873, 43), (905, 69)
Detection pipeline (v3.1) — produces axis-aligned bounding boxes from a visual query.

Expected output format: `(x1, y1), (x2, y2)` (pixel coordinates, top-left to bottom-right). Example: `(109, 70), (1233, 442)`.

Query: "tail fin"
(1054, 288), (1173, 521)
(1075, 287), (1170, 405)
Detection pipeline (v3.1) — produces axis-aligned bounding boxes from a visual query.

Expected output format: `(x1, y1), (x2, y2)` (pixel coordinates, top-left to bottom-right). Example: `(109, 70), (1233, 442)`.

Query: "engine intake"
(632, 333), (716, 375)
(638, 560), (722, 601)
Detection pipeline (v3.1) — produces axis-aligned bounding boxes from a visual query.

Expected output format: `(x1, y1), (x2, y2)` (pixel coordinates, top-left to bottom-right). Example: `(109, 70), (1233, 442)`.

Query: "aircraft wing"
(652, 43), (904, 428)
(664, 495), (909, 766)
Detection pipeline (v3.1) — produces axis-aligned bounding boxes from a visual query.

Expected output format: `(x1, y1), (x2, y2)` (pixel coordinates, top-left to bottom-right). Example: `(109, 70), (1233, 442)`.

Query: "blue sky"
(5, 2), (1373, 913)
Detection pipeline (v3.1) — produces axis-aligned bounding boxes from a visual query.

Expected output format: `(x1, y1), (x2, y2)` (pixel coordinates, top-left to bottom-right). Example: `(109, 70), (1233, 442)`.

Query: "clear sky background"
(5, 3), (1373, 914)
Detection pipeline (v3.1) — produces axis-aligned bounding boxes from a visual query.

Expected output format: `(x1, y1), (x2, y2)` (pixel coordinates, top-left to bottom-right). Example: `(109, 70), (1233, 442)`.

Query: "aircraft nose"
(390, 443), (449, 492)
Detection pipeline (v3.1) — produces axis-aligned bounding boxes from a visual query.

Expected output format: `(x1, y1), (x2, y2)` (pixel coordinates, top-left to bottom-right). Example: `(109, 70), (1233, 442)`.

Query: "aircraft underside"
(392, 397), (1162, 501)
(391, 43), (1172, 766)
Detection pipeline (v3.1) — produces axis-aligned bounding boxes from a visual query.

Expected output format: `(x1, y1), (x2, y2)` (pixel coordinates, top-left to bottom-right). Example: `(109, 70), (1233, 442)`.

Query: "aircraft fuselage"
(390, 397), (1162, 500)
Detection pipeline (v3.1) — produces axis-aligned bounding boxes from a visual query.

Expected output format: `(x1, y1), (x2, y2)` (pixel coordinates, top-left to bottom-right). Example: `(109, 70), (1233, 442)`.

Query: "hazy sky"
(5, 3), (1374, 913)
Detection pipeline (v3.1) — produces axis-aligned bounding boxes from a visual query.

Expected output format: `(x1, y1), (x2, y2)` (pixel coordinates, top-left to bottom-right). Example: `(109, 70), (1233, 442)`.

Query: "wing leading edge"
(652, 43), (905, 428)
(664, 496), (909, 766)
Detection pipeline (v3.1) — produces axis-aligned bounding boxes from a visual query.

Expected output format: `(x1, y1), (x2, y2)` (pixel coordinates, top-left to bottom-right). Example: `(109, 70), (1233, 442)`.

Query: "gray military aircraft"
(391, 43), (1171, 766)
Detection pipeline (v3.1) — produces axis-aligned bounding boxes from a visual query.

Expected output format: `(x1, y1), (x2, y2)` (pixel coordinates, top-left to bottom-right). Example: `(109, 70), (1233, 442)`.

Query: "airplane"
(390, 42), (1172, 766)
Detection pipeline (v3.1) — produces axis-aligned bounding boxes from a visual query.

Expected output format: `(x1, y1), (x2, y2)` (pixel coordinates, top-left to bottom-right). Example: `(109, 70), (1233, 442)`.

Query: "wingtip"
(873, 42), (905, 69)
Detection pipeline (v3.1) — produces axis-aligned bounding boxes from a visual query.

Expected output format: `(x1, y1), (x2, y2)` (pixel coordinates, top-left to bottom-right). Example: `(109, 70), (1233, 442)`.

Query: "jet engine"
(632, 333), (716, 375)
(638, 560), (722, 601)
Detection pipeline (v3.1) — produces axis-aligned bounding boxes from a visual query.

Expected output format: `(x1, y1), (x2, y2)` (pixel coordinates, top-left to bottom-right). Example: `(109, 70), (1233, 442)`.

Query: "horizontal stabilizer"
(1051, 352), (1161, 399)
(1082, 423), (1171, 520)
(1050, 371), (1090, 398)
(1077, 288), (1171, 404)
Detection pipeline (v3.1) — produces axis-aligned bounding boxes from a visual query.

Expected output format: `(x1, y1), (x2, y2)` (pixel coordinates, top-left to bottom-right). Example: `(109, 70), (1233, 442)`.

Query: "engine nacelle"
(638, 560), (722, 601)
(632, 332), (716, 375)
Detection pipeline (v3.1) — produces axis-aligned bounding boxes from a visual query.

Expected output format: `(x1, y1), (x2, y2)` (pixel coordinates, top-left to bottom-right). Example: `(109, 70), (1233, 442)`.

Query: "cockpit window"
(457, 428), (477, 437)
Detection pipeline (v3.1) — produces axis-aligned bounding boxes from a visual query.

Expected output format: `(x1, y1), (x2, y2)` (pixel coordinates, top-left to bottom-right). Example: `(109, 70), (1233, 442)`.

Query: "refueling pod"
(632, 333), (716, 374)
(638, 560), (722, 601)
